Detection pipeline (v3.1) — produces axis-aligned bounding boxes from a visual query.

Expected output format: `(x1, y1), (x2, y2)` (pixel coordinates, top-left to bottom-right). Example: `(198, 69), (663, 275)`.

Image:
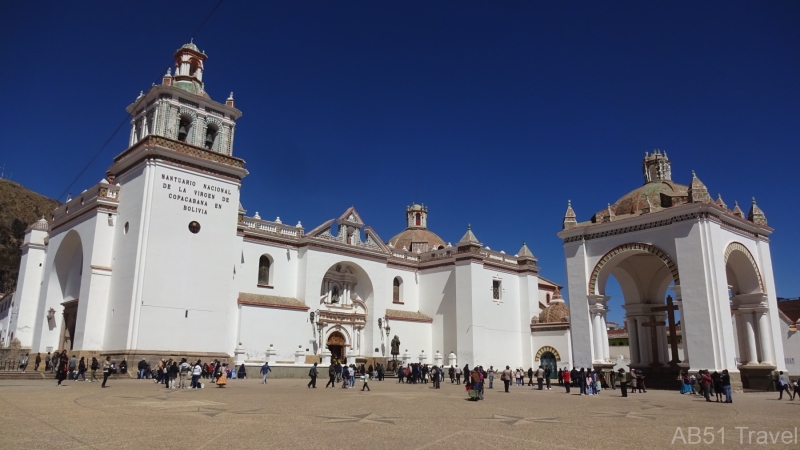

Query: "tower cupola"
(172, 39), (208, 96)
(642, 149), (672, 184)
(406, 204), (428, 229)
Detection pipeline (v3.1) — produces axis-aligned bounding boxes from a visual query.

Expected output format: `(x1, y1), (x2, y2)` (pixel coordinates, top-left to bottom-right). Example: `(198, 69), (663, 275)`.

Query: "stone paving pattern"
(1, 377), (798, 449)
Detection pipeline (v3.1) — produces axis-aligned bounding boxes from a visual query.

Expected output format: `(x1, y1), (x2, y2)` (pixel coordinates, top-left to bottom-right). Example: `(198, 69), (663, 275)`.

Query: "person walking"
(361, 371), (371, 391)
(308, 362), (318, 388)
(563, 368), (571, 393)
(19, 353), (29, 373)
(101, 356), (112, 388)
(778, 371), (791, 400)
(69, 355), (78, 380)
(260, 361), (272, 384)
(45, 352), (51, 372)
(487, 366), (495, 389)
(527, 367), (534, 386)
(76, 357), (87, 381)
(138, 358), (147, 379)
(34, 353), (41, 371)
(455, 366), (461, 385)
(324, 363), (337, 388)
(501, 366), (512, 393)
(88, 357), (98, 382)
(545, 366), (552, 390)
(56, 351), (69, 386)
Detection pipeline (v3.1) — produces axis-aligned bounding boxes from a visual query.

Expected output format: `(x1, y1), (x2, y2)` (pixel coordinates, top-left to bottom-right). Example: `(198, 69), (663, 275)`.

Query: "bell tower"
(102, 41), (248, 357)
(126, 41), (241, 155)
(406, 204), (428, 228)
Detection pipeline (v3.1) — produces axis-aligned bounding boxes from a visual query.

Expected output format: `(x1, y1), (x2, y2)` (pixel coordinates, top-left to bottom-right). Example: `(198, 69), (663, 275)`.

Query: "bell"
(205, 133), (214, 148)
(179, 124), (187, 135)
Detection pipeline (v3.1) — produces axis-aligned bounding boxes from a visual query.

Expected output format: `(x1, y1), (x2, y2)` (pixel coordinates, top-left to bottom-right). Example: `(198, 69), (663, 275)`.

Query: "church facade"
(8, 42), (571, 374)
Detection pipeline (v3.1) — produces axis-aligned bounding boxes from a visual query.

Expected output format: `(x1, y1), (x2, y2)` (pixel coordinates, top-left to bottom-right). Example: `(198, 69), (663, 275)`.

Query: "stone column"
(743, 311), (759, 365)
(670, 286), (689, 365)
(600, 312), (610, 361)
(628, 317), (640, 365)
(592, 312), (604, 362)
(637, 319), (651, 364)
(756, 309), (775, 365)
(734, 310), (749, 365)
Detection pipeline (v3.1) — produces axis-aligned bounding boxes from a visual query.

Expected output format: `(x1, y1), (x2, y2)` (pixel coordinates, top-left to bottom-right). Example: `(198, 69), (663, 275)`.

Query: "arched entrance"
(726, 242), (774, 370)
(316, 262), (373, 359)
(48, 230), (83, 351)
(326, 331), (347, 362)
(590, 243), (681, 369)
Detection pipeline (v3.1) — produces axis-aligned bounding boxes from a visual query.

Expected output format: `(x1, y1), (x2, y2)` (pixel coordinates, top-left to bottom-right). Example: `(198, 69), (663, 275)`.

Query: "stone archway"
(326, 331), (347, 361)
(588, 243), (681, 369)
(726, 242), (774, 371)
(589, 243), (680, 295)
(47, 230), (83, 351)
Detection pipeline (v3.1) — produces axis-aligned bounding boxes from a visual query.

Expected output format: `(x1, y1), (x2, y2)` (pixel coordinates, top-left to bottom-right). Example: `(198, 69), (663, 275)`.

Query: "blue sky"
(1, 1), (798, 324)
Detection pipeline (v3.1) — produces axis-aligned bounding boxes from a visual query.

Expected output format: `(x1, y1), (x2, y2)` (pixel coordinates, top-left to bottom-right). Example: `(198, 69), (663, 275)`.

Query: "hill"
(0, 179), (60, 292)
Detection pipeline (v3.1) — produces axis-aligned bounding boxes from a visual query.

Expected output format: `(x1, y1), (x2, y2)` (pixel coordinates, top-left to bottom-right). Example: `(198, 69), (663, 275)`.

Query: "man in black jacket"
(308, 362), (318, 388)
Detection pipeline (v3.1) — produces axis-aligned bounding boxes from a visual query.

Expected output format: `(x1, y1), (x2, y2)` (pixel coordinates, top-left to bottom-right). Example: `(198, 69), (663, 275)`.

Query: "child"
(595, 378), (602, 395)
(361, 372), (370, 391)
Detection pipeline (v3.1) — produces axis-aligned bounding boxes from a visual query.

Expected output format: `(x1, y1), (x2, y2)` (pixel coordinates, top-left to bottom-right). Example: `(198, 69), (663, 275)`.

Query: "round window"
(188, 221), (201, 234)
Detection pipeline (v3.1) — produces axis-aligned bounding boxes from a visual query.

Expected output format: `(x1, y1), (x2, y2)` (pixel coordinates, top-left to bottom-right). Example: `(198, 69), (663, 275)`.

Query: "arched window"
(415, 213), (421, 226)
(258, 255), (272, 286)
(204, 124), (218, 149)
(393, 277), (403, 303)
(546, 293), (551, 304)
(178, 116), (192, 142)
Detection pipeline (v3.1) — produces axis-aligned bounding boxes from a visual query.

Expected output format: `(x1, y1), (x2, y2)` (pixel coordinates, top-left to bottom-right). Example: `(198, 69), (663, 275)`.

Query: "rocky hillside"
(0, 179), (60, 293)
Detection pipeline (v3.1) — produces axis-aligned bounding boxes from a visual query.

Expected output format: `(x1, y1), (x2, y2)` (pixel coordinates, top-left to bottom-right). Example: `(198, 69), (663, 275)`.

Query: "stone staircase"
(0, 370), (132, 381)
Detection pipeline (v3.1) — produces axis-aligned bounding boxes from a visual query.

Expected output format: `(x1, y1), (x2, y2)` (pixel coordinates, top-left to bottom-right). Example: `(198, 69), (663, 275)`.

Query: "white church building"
(8, 42), (572, 375)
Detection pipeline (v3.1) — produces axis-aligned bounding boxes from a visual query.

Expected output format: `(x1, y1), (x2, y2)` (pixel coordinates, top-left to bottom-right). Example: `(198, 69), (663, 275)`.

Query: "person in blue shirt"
(260, 362), (272, 384)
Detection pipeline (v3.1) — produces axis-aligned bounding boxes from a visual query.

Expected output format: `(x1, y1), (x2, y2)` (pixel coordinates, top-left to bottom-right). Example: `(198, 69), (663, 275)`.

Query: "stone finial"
(747, 197), (767, 226)
(253, 211), (261, 220)
(275, 216), (282, 224)
(715, 193), (728, 210)
(688, 170), (711, 203)
(562, 200), (577, 230)
(602, 203), (615, 223)
(732, 200), (744, 218)
(458, 224), (480, 245)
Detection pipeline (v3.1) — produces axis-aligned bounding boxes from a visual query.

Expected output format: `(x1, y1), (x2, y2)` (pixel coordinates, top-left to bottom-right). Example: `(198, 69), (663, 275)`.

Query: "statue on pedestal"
(390, 335), (401, 359)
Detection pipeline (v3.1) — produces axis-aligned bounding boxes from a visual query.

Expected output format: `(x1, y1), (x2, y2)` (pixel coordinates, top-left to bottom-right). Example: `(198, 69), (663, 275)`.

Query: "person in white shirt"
(348, 366), (355, 388)
(191, 360), (203, 389)
(361, 372), (371, 391)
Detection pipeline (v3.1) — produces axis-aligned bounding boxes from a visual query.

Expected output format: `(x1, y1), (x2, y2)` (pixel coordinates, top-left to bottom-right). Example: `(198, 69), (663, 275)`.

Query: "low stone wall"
(241, 363), (330, 380)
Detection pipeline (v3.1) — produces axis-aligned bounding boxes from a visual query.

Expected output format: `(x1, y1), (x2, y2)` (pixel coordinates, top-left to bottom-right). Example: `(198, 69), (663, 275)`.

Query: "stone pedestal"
(346, 349), (356, 364)
(266, 345), (277, 364)
(418, 351), (427, 365)
(448, 352), (457, 368)
(234, 342), (246, 366)
(321, 350), (332, 366)
(402, 351), (410, 365)
(294, 347), (305, 365)
(433, 351), (443, 367)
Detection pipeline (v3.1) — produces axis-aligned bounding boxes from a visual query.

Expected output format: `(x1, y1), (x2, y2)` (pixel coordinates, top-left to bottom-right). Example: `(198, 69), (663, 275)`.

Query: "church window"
(492, 280), (502, 301)
(393, 277), (403, 304)
(415, 213), (421, 226)
(258, 255), (272, 286)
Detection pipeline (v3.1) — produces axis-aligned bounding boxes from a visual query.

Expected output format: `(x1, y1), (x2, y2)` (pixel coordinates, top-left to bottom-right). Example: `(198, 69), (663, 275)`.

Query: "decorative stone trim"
(534, 345), (561, 361)
(588, 243), (679, 295)
(564, 211), (767, 244)
(724, 242), (765, 293)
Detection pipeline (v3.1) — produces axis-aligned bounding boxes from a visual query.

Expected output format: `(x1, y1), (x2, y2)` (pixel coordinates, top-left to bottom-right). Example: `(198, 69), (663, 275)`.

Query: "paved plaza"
(0, 377), (798, 449)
